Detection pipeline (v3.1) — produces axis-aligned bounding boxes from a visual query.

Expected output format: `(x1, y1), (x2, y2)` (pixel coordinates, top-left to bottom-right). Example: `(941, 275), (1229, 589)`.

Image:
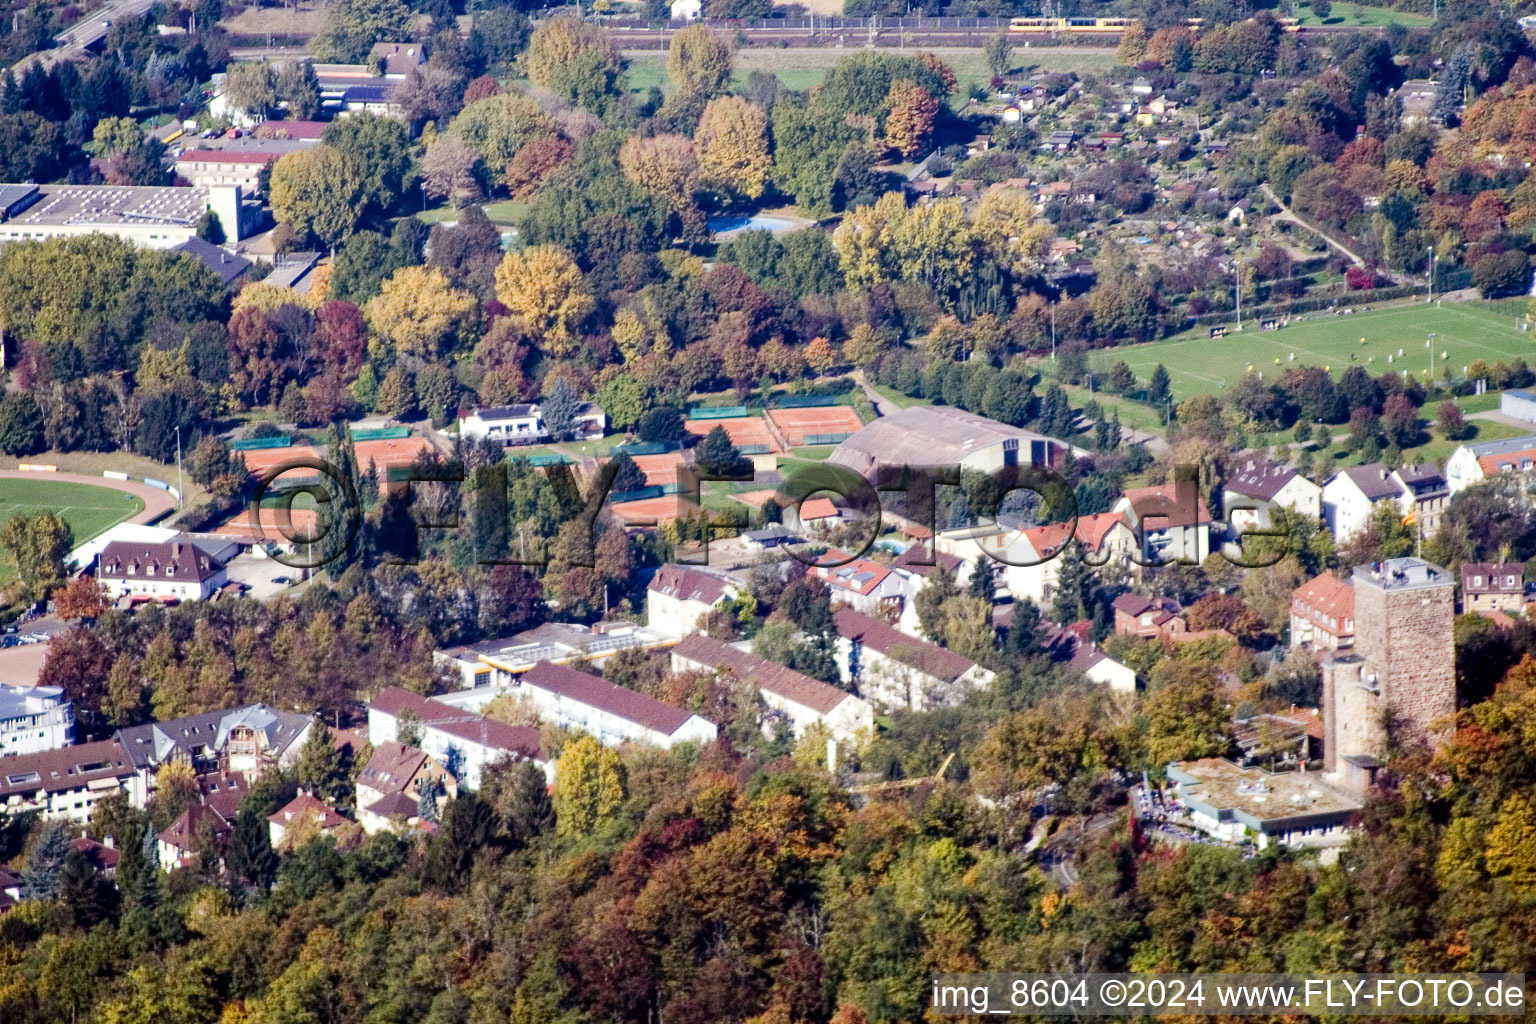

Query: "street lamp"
(1426, 245), (1435, 303)
(1225, 259), (1243, 330)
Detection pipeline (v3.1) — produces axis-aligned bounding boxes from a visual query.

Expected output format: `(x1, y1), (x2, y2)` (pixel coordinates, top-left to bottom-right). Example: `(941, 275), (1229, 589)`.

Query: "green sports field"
(1109, 302), (1536, 402)
(0, 478), (144, 582)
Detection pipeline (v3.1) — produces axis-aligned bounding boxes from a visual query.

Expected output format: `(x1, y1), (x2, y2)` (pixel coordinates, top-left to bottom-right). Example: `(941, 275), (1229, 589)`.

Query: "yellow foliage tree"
(695, 96), (771, 200)
(493, 245), (594, 358)
(363, 265), (480, 359)
(667, 23), (734, 98)
(973, 186), (1051, 275)
(831, 191), (906, 288)
(618, 133), (699, 210)
(1485, 793), (1536, 897)
(268, 145), (364, 249)
(610, 307), (651, 363)
(1117, 22), (1148, 65)
(520, 16), (621, 108)
(552, 734), (626, 837)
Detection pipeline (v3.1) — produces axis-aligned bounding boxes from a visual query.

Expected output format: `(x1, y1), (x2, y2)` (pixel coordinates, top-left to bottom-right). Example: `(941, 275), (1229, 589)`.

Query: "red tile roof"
(521, 660), (699, 736)
(370, 687), (544, 760)
(0, 740), (134, 798)
(255, 120), (329, 140)
(1292, 573), (1354, 622)
(892, 543), (963, 579)
(1118, 484), (1212, 529)
(799, 497), (839, 520)
(813, 551), (893, 596)
(833, 608), (977, 683)
(648, 564), (730, 605)
(160, 803), (231, 852)
(358, 740), (430, 796)
(69, 837), (120, 871)
(269, 793), (347, 831)
(672, 634), (852, 715)
(176, 149), (281, 165)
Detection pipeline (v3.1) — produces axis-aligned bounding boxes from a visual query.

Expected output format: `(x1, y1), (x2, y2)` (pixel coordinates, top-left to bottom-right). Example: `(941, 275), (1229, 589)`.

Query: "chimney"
(105, 835), (115, 849)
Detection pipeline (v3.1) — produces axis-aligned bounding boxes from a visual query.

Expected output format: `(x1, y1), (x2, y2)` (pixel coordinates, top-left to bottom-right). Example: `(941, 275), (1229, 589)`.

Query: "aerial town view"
(0, 0), (1535, 1018)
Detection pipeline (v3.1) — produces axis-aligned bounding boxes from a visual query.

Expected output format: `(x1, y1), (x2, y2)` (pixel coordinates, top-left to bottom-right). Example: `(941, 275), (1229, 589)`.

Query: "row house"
(1290, 572), (1355, 651)
(833, 608), (994, 713)
(670, 634), (874, 743)
(517, 661), (718, 750)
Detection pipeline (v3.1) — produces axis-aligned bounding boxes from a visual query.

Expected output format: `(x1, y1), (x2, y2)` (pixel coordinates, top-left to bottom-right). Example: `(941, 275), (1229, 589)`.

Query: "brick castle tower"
(1321, 557), (1455, 789)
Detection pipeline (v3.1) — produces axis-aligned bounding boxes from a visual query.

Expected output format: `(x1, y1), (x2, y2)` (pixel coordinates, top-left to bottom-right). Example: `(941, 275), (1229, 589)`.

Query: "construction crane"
(848, 751), (955, 795)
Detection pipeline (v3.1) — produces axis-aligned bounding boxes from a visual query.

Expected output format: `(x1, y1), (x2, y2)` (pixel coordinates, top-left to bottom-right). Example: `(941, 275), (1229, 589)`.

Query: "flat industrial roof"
(0, 183), (219, 229)
(1169, 758), (1362, 831)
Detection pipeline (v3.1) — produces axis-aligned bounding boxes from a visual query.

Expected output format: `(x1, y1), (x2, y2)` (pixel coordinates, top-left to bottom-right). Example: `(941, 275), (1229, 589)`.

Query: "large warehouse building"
(828, 406), (1065, 480)
(0, 182), (244, 247)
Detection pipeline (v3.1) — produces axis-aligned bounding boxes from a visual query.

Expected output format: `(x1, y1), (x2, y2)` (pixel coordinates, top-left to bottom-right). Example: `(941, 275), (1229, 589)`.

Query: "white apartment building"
(0, 683), (74, 757)
(368, 687), (547, 789)
(0, 740), (137, 822)
(670, 634), (875, 742)
(518, 660), (717, 749)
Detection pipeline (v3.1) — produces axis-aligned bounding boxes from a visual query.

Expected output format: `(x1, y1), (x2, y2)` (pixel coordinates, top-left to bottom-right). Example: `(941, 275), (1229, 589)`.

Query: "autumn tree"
(552, 734), (626, 837)
(493, 245), (594, 358)
(270, 146), (366, 249)
(520, 16), (622, 112)
(1437, 400), (1471, 440)
(504, 135), (574, 200)
(364, 265), (480, 359)
(696, 96), (771, 201)
(883, 79), (939, 158)
(421, 135), (484, 208)
(0, 511), (71, 598)
(53, 575), (110, 620)
(619, 133), (700, 212)
(1145, 661), (1231, 763)
(448, 93), (555, 175)
(668, 24), (734, 98)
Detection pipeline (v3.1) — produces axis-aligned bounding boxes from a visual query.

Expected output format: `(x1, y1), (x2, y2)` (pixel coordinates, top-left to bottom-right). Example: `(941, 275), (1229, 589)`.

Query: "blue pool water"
(710, 214), (796, 236)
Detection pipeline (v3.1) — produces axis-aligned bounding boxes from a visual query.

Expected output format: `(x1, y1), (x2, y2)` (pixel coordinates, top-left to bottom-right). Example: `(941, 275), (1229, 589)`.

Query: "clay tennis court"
(610, 494), (701, 525)
(684, 416), (782, 453)
(238, 438), (438, 483)
(766, 406), (864, 447)
(621, 452), (687, 487)
(216, 506), (320, 540)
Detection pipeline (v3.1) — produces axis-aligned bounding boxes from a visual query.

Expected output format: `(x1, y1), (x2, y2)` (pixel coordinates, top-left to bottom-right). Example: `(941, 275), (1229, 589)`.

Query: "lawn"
(0, 478), (145, 582)
(1296, 0), (1432, 27)
(622, 46), (1119, 97)
(1108, 302), (1536, 401)
(1301, 418), (1530, 476)
(417, 200), (528, 227)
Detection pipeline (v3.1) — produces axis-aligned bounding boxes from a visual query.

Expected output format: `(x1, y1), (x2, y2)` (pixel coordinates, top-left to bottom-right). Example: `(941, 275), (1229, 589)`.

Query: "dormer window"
(126, 565), (135, 575)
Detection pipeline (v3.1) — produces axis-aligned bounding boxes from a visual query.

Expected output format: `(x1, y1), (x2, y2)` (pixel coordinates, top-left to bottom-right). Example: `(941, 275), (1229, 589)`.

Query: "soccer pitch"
(1107, 302), (1536, 401)
(0, 478), (144, 581)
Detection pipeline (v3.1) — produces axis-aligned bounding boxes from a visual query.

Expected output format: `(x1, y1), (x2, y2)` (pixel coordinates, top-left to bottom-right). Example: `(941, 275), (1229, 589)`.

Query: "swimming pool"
(710, 214), (797, 236)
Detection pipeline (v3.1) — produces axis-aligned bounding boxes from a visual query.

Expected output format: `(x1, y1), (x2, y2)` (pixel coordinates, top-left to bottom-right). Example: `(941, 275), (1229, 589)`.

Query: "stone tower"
(1322, 557), (1455, 789)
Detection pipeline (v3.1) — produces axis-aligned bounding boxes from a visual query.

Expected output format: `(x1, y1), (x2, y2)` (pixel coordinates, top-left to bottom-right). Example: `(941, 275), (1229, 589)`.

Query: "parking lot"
(224, 551), (306, 601)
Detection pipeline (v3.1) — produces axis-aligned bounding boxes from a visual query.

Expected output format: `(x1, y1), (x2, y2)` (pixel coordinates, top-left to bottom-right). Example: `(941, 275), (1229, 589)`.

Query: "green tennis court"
(1108, 302), (1535, 401)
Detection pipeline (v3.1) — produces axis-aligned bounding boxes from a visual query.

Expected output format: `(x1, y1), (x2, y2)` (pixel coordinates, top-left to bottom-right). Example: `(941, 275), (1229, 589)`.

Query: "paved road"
(1261, 182), (1378, 274)
(849, 369), (902, 419)
(6, 0), (159, 78)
